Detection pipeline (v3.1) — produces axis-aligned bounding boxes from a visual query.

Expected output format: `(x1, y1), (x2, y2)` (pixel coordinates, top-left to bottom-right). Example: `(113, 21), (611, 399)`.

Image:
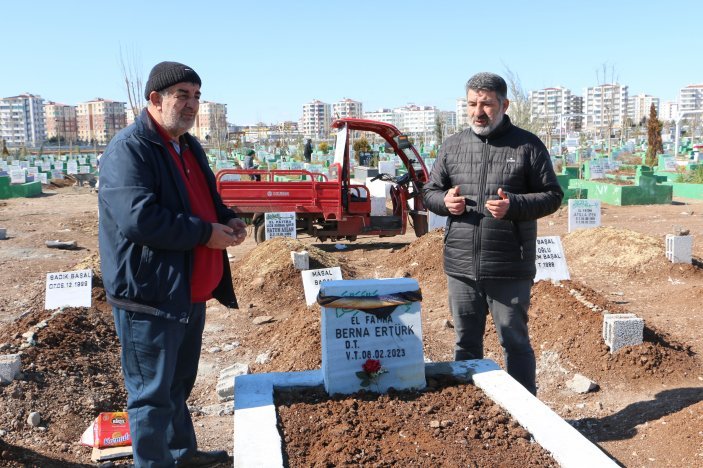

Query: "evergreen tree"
(646, 103), (663, 167)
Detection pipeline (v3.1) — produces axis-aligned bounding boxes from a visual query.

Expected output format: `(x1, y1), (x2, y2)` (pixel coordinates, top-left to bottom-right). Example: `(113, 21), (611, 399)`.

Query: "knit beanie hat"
(144, 61), (202, 100)
(246, 149), (256, 157)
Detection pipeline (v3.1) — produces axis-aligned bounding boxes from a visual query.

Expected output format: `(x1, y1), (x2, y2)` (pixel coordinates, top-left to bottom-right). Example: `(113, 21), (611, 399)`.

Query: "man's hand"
(206, 223), (238, 250)
(444, 186), (466, 215)
(485, 188), (510, 219)
(227, 218), (248, 246)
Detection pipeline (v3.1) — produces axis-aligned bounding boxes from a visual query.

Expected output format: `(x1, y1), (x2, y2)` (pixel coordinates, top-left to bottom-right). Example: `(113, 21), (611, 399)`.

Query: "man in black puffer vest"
(423, 72), (563, 395)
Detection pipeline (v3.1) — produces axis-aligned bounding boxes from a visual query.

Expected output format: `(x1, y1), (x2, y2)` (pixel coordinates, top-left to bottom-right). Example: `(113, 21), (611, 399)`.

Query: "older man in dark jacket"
(423, 72), (563, 395)
(99, 61), (246, 467)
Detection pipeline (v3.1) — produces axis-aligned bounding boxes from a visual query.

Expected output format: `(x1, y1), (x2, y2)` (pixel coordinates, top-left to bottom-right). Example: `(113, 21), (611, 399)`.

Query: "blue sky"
(2, 0), (701, 125)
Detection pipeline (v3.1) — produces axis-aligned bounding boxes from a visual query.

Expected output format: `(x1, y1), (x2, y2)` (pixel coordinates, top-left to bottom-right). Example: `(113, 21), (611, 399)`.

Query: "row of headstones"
(1, 156), (98, 184)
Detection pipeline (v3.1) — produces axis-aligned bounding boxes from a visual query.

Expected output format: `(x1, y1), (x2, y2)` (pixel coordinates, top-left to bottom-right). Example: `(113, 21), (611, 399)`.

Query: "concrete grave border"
(233, 359), (616, 467)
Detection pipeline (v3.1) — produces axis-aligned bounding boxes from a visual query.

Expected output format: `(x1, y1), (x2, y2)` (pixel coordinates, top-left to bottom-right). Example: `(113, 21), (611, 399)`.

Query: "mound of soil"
(0, 295), (125, 467)
(276, 375), (556, 468)
(562, 226), (697, 279)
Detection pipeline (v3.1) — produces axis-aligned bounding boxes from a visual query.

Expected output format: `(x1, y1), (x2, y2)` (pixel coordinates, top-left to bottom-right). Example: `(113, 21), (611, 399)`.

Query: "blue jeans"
(446, 275), (536, 395)
(113, 304), (205, 467)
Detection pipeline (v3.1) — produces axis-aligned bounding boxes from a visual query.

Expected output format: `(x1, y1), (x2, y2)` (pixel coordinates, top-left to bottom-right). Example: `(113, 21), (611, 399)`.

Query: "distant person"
(423, 72), (563, 395)
(243, 148), (261, 181)
(98, 61), (247, 467)
(303, 138), (313, 162)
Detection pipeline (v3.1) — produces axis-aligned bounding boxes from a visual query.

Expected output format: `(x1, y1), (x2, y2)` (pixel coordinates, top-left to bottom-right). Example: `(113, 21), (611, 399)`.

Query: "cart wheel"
(253, 220), (266, 244)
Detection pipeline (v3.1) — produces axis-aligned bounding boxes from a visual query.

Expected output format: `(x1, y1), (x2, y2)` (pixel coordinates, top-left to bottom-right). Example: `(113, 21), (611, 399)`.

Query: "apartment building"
(76, 98), (127, 145)
(363, 108), (398, 127)
(332, 98), (363, 120)
(0, 93), (45, 147)
(456, 98), (468, 130)
(678, 84), (703, 114)
(193, 101), (227, 143)
(394, 105), (439, 141)
(44, 101), (77, 142)
(529, 87), (583, 132)
(300, 99), (331, 139)
(439, 110), (457, 136)
(660, 101), (679, 121)
(628, 94), (660, 124)
(583, 83), (629, 134)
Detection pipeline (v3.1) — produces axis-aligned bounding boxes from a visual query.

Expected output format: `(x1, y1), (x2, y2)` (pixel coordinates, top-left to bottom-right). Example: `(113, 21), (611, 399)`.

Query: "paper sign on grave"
(67, 161), (78, 174)
(320, 278), (425, 395)
(45, 269), (92, 310)
(301, 267), (343, 305)
(264, 212), (296, 240)
(10, 169), (26, 184)
(568, 199), (601, 233)
(534, 236), (570, 281)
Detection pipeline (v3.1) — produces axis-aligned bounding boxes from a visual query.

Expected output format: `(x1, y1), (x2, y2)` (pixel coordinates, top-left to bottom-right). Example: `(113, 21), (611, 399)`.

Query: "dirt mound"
(277, 375), (556, 467)
(522, 281), (698, 387)
(382, 229), (445, 283)
(563, 226), (670, 278)
(0, 296), (125, 466)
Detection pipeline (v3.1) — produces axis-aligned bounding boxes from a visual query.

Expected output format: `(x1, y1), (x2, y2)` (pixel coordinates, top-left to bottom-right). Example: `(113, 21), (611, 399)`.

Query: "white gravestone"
(534, 236), (570, 282)
(568, 199), (601, 233)
(301, 267), (343, 306)
(320, 278), (425, 395)
(45, 269), (92, 310)
(67, 161), (78, 175)
(79, 165), (91, 174)
(378, 160), (396, 176)
(10, 169), (26, 184)
(264, 212), (296, 240)
(589, 161), (605, 180)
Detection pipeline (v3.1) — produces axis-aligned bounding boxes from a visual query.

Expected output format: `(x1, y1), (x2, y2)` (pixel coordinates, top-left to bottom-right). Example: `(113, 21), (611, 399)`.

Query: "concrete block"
(0, 228), (6, 240)
(0, 354), (22, 384)
(665, 234), (692, 264)
(216, 362), (249, 402)
(603, 314), (644, 353)
(290, 251), (309, 270)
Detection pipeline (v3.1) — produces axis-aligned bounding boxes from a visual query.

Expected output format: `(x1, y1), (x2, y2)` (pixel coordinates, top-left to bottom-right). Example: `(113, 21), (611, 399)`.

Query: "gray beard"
(470, 114), (504, 136)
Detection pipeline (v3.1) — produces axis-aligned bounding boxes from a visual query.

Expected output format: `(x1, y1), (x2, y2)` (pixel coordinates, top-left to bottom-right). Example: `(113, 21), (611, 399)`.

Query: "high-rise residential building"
(126, 107), (137, 126)
(627, 94), (659, 124)
(0, 93), (46, 147)
(660, 101), (679, 121)
(76, 98), (127, 145)
(439, 111), (457, 136)
(44, 101), (77, 143)
(529, 86), (583, 133)
(395, 104), (439, 141)
(583, 83), (629, 135)
(456, 98), (468, 130)
(363, 108), (399, 127)
(332, 98), (363, 120)
(193, 101), (227, 143)
(678, 84), (703, 114)
(300, 99), (331, 139)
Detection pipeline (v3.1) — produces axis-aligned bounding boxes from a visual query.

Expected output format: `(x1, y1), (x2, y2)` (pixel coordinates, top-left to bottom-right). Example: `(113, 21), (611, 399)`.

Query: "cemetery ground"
(1, 186), (703, 467)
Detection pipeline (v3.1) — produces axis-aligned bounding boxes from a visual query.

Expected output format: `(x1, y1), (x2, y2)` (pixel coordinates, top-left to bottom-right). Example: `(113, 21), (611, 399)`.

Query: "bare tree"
(119, 45), (144, 117)
(503, 67), (538, 133)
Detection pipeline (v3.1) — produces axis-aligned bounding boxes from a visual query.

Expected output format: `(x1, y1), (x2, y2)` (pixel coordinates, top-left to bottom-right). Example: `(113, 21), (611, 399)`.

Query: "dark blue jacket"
(98, 109), (238, 322)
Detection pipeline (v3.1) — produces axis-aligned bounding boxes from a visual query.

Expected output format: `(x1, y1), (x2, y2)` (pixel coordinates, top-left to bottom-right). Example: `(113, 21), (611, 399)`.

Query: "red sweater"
(149, 112), (223, 303)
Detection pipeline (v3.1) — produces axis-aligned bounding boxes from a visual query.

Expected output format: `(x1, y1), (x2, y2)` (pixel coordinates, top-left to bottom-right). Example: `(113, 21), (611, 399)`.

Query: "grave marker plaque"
(264, 212), (296, 240)
(67, 161), (78, 175)
(320, 278), (425, 395)
(10, 169), (25, 184)
(568, 199), (601, 232)
(45, 269), (92, 310)
(534, 236), (570, 281)
(301, 267), (343, 306)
